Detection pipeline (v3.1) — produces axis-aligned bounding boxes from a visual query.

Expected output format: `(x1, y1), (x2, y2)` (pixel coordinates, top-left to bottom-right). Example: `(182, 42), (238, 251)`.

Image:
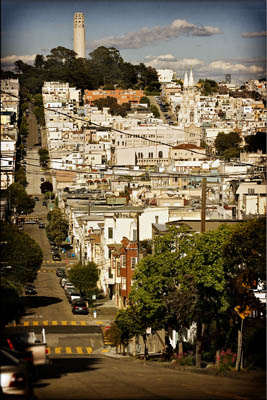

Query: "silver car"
(0, 347), (34, 398)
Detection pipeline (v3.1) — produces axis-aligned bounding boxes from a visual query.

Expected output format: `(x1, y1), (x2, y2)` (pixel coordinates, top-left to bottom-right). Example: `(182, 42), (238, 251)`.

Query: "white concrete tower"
(73, 12), (85, 58)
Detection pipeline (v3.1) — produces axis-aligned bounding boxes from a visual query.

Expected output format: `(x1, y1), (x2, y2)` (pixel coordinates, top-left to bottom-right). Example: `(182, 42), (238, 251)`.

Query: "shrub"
(216, 349), (237, 372)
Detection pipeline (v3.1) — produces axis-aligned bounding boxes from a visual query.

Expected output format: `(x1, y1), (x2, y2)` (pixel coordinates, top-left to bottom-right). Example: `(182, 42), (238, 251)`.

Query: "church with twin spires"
(178, 68), (201, 128)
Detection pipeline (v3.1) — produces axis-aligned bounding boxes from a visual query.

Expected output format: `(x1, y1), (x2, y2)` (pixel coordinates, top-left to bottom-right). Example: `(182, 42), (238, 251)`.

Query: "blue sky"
(1, 0), (266, 83)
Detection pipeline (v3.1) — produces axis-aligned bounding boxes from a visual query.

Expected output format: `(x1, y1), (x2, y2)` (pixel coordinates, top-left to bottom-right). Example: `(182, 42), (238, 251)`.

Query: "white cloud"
(241, 31), (267, 38)
(206, 60), (264, 74)
(91, 19), (223, 49)
(1, 54), (37, 69)
(144, 54), (265, 81)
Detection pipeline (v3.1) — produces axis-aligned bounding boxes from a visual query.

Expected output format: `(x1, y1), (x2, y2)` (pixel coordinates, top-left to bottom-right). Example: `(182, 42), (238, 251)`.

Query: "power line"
(1, 89), (264, 167)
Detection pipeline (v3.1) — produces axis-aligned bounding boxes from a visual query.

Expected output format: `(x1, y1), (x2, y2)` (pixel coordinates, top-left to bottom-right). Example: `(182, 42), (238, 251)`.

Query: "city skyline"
(1, 0), (266, 83)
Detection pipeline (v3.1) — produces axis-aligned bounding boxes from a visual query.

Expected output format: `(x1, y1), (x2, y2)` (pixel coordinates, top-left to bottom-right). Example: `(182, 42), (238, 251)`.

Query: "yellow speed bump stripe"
(76, 347), (83, 354)
(47, 347), (94, 355)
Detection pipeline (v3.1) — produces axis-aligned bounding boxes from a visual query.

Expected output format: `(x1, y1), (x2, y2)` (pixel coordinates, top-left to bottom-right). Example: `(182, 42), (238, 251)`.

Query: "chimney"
(155, 216), (159, 224)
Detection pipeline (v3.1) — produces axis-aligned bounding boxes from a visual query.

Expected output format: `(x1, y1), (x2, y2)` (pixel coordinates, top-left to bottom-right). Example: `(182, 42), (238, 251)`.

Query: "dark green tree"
(244, 132), (266, 154)
(67, 262), (99, 297)
(215, 131), (242, 158)
(0, 222), (43, 283)
(46, 208), (68, 246)
(7, 183), (35, 215)
(40, 181), (53, 194)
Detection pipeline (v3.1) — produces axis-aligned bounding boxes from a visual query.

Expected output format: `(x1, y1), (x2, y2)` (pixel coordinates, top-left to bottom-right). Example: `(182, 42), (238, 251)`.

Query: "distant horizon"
(1, 0), (266, 84)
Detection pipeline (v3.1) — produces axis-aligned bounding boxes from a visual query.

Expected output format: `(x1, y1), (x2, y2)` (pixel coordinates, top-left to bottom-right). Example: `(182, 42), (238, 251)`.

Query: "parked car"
(60, 277), (68, 288)
(56, 268), (66, 277)
(64, 282), (75, 293)
(69, 292), (81, 303)
(0, 347), (34, 398)
(39, 222), (45, 229)
(71, 300), (89, 315)
(52, 253), (61, 261)
(42, 201), (47, 206)
(34, 197), (39, 201)
(24, 284), (37, 295)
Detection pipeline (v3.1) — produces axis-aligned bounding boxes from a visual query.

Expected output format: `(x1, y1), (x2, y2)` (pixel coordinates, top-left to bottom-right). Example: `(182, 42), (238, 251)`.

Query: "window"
(158, 151), (163, 158)
(133, 229), (137, 241)
(122, 277), (126, 290)
(108, 227), (113, 239)
(121, 254), (126, 267)
(248, 188), (255, 195)
(131, 257), (137, 270)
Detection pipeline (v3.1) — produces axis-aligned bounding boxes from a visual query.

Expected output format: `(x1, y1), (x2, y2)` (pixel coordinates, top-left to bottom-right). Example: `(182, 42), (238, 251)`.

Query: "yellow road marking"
(71, 321), (77, 325)
(86, 347), (93, 354)
(43, 321), (48, 326)
(47, 347), (51, 355)
(80, 321), (86, 326)
(96, 321), (104, 324)
(76, 347), (83, 354)
(23, 322), (29, 326)
(52, 321), (57, 325)
(62, 321), (67, 325)
(55, 347), (62, 354)
(66, 347), (72, 354)
(33, 321), (39, 326)
(102, 349), (109, 353)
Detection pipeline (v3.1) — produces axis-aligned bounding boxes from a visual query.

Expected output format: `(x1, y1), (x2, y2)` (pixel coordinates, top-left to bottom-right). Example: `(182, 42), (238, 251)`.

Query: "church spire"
(188, 67), (194, 87)
(183, 69), (189, 89)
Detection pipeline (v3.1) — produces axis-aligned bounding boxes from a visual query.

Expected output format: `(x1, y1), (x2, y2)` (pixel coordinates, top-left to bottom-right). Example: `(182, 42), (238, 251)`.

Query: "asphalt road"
(33, 356), (265, 400)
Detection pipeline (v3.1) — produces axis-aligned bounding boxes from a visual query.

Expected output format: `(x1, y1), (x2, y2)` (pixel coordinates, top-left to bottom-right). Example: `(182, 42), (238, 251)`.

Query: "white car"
(0, 348), (34, 398)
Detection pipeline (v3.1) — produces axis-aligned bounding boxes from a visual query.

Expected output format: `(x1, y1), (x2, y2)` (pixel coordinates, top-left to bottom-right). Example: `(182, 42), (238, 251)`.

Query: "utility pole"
(201, 178), (207, 233)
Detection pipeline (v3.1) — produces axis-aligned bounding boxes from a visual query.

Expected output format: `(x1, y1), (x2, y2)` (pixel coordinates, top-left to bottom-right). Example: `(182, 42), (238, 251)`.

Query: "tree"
(19, 115), (28, 137)
(113, 307), (147, 355)
(140, 96), (150, 106)
(0, 222), (43, 284)
(150, 104), (160, 118)
(15, 167), (28, 187)
(67, 262), (99, 297)
(38, 148), (49, 167)
(244, 132), (266, 154)
(40, 181), (53, 194)
(46, 208), (68, 245)
(7, 183), (35, 215)
(215, 131), (242, 158)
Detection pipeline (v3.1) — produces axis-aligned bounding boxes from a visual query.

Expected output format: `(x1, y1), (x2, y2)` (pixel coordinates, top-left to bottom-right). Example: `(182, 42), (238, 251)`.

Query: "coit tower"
(73, 12), (86, 58)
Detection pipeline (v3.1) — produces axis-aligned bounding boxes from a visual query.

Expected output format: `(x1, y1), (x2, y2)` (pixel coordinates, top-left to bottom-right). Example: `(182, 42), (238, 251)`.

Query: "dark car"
(39, 222), (45, 229)
(72, 300), (89, 315)
(52, 253), (61, 261)
(42, 201), (47, 206)
(34, 197), (39, 201)
(24, 284), (37, 295)
(56, 268), (66, 277)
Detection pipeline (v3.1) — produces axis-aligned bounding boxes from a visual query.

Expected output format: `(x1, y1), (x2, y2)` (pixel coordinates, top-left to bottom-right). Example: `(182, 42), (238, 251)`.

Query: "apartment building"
(0, 133), (16, 189)
(84, 89), (144, 106)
